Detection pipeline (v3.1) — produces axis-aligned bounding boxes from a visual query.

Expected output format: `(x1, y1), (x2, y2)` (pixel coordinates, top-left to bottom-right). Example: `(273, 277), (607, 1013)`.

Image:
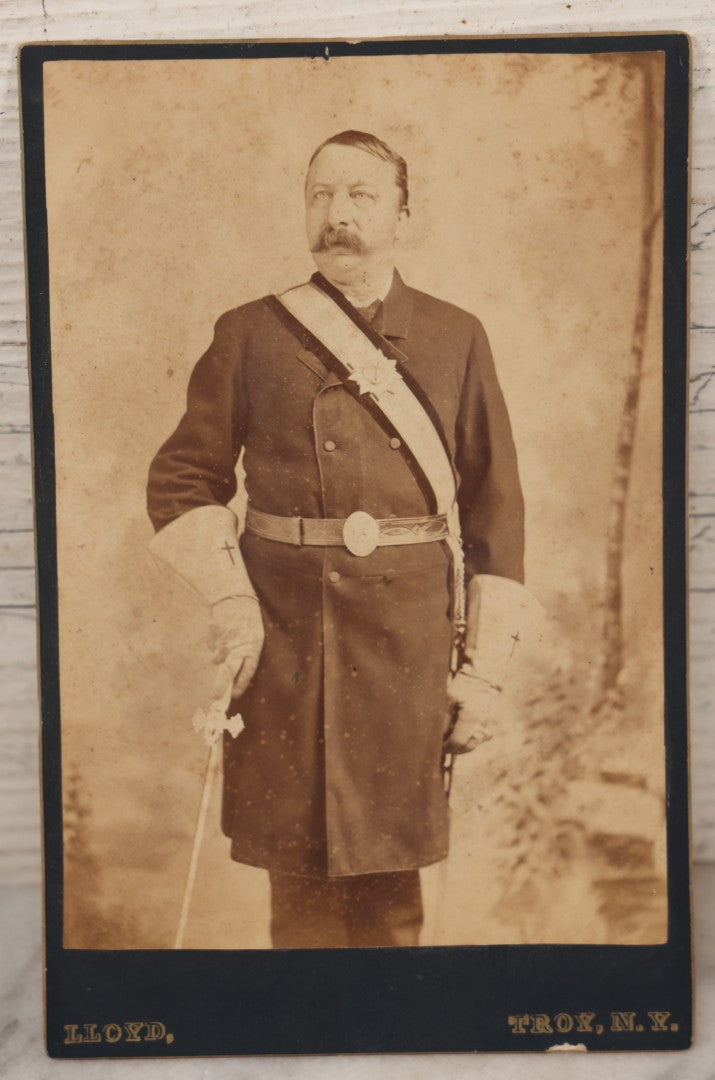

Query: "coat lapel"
(295, 347), (342, 390)
(295, 346), (329, 380)
(374, 269), (414, 358)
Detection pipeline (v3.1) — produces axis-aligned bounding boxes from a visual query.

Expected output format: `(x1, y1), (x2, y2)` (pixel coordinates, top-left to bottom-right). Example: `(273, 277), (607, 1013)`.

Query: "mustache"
(311, 226), (365, 254)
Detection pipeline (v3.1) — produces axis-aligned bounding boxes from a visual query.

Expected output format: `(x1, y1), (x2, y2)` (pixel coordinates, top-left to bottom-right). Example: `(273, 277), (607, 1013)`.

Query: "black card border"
(19, 33), (692, 1057)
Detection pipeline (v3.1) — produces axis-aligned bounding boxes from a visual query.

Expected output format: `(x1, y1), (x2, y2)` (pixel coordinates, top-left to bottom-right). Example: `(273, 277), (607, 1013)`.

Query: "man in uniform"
(147, 130), (525, 948)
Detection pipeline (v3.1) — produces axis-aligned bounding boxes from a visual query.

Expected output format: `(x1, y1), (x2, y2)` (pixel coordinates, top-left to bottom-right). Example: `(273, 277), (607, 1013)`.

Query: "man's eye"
(313, 190), (330, 200)
(352, 191), (374, 201)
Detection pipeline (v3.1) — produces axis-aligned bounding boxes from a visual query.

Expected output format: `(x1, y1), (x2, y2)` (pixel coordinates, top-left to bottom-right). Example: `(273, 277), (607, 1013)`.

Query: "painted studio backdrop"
(43, 50), (666, 948)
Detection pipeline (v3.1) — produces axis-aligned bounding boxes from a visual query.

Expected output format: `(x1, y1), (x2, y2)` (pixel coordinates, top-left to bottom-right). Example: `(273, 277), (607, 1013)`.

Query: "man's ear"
(395, 205), (410, 241)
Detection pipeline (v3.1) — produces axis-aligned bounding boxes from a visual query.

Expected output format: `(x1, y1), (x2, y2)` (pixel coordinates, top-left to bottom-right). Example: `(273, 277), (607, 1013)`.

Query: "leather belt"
(245, 506), (449, 558)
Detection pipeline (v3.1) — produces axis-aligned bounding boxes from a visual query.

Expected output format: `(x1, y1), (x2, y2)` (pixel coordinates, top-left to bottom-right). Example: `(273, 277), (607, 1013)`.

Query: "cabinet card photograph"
(22, 35), (691, 1056)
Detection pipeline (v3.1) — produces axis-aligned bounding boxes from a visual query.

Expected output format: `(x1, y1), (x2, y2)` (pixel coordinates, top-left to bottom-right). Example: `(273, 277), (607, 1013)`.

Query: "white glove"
(444, 667), (500, 755)
(189, 595), (265, 746)
(148, 505), (257, 605)
(148, 506), (265, 743)
(208, 595), (265, 702)
(443, 576), (545, 756)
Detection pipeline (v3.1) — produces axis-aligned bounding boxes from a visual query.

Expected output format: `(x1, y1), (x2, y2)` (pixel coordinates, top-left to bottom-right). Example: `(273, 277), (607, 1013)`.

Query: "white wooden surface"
(0, 0), (712, 884)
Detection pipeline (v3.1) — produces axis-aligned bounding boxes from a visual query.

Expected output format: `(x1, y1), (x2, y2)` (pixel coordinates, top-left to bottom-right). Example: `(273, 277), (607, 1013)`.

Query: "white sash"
(275, 281), (466, 652)
(277, 282), (457, 516)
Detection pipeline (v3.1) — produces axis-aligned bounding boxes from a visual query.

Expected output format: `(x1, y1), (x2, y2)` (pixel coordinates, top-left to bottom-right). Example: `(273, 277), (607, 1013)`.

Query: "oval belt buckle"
(343, 510), (380, 557)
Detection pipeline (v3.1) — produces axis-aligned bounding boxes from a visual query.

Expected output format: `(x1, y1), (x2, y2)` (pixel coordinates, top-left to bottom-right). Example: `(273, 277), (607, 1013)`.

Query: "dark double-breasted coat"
(147, 269), (524, 877)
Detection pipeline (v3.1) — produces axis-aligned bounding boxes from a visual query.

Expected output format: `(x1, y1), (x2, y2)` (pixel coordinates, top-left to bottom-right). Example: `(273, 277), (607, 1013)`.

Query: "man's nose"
(327, 191), (353, 226)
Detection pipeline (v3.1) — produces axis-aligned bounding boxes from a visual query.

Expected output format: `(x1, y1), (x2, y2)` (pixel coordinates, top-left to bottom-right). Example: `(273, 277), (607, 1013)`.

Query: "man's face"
(305, 143), (408, 280)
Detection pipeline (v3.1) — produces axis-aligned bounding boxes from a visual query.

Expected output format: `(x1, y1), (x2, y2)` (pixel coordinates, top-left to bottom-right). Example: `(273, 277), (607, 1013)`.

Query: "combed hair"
(307, 130), (409, 208)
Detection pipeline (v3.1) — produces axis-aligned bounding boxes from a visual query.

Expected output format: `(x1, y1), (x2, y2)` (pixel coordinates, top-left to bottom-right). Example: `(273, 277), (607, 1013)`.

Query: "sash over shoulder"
(273, 277), (467, 662)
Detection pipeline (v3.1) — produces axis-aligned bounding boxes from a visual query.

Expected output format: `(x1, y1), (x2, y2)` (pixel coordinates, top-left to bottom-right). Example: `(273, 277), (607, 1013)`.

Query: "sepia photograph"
(37, 44), (671, 957)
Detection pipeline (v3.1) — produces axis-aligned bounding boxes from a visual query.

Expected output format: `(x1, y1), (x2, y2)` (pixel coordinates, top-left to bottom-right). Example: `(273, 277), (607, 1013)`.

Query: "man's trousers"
(268, 868), (423, 948)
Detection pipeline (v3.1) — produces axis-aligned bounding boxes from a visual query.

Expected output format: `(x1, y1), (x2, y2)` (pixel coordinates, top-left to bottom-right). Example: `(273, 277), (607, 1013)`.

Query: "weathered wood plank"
(0, 433), (33, 535)
(0, 528), (34, 568)
(0, 568), (35, 606)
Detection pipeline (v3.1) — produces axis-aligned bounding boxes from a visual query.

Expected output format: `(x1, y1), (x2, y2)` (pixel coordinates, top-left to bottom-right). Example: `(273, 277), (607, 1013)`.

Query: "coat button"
(389, 437), (402, 449)
(384, 569), (396, 583)
(328, 570), (341, 584)
(323, 440), (337, 452)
